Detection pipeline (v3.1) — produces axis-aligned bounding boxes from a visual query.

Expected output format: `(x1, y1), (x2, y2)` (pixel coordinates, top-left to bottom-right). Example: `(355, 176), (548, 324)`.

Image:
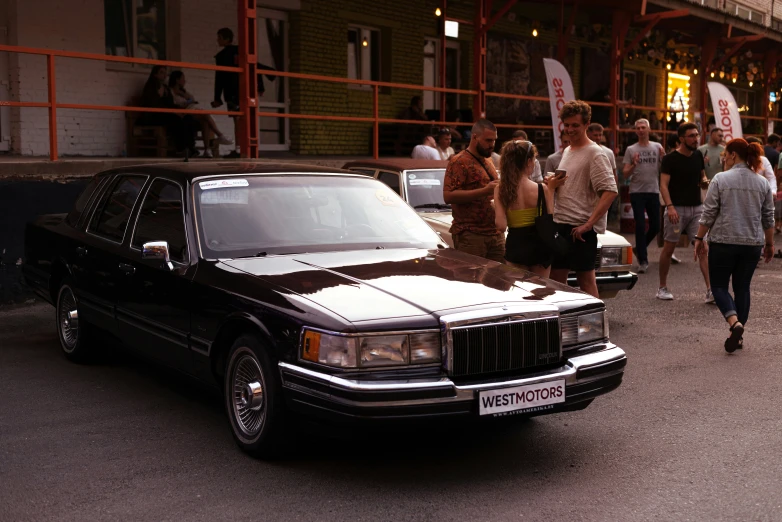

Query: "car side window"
(377, 171), (401, 195)
(88, 175), (146, 242)
(348, 168), (376, 177)
(132, 180), (188, 262)
(66, 176), (106, 227)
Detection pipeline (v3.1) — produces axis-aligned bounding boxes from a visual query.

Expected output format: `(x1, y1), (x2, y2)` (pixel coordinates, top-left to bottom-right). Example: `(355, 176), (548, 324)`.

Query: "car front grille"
(450, 317), (561, 377)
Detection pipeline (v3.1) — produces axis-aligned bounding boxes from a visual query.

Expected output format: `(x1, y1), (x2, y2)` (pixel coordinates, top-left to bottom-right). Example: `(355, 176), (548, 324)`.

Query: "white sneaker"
(671, 254), (682, 264)
(638, 262), (648, 274)
(705, 289), (715, 304)
(656, 287), (674, 300)
(216, 135), (233, 145)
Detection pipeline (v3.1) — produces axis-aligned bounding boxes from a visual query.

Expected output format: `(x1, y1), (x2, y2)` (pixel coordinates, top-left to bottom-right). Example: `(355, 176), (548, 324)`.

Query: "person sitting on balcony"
(397, 96), (429, 122)
(139, 65), (198, 157)
(168, 70), (232, 157)
(411, 135), (440, 160)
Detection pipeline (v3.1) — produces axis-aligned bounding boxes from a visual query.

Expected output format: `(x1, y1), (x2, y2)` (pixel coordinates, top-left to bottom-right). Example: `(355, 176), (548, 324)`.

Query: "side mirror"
(142, 241), (173, 271)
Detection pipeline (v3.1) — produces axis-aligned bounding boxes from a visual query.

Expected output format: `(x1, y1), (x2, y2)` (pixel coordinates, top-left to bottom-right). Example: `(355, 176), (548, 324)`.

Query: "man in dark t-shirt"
(657, 122), (712, 302)
(443, 119), (504, 262)
(765, 134), (780, 168)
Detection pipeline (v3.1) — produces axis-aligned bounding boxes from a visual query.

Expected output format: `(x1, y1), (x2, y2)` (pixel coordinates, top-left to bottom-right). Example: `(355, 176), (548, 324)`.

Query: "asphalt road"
(3, 241), (782, 521)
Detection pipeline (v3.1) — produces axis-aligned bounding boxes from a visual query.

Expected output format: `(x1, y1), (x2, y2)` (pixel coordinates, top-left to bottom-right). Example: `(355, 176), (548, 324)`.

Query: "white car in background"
(344, 159), (637, 299)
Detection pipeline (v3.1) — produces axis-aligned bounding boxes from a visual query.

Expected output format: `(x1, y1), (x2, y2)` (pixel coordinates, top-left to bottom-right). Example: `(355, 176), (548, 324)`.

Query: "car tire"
(56, 280), (93, 363)
(224, 334), (288, 459)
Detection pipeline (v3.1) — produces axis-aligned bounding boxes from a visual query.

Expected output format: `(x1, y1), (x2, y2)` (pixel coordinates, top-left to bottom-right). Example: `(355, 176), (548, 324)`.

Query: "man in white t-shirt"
(411, 135), (440, 160)
(551, 101), (618, 298)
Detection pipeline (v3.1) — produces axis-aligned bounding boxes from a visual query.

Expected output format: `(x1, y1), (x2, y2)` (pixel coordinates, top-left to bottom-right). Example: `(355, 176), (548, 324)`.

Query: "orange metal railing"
(0, 42), (775, 161)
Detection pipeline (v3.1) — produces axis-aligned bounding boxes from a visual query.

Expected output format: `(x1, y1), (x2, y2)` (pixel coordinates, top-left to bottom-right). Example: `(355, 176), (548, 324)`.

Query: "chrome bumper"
(279, 344), (626, 420)
(568, 271), (638, 297)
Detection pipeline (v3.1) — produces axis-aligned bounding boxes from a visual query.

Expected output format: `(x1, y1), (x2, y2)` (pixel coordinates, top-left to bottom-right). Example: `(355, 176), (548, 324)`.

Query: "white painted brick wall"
(9, 0), (240, 156)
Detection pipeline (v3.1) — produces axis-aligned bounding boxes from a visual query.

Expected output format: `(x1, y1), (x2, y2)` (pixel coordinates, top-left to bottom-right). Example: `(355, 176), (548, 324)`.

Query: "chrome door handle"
(118, 263), (135, 275)
(76, 246), (88, 256)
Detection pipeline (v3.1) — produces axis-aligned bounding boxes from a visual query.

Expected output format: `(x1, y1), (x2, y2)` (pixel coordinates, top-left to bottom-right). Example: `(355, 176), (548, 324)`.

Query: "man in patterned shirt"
(443, 119), (504, 262)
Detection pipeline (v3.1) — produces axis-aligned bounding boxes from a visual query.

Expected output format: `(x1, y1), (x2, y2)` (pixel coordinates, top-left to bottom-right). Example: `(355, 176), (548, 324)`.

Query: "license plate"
(478, 380), (565, 416)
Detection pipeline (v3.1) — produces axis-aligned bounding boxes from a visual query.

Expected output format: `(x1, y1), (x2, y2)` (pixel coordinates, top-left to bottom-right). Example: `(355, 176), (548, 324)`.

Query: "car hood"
(222, 248), (595, 324)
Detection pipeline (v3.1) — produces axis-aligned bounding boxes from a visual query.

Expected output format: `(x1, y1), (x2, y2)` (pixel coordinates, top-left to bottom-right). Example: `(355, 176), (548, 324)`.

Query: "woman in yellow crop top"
(494, 140), (565, 277)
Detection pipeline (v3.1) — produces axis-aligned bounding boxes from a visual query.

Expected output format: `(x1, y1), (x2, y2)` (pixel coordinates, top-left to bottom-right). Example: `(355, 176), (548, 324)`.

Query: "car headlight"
(301, 329), (441, 368)
(561, 311), (609, 346)
(600, 246), (631, 268)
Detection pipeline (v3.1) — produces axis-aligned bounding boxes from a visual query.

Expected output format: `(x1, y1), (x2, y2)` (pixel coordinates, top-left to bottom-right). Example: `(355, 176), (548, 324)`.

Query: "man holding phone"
(549, 101), (618, 298)
(657, 122), (713, 302)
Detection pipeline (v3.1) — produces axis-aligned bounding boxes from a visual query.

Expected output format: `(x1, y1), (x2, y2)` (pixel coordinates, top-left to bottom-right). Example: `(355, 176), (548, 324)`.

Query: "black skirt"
(505, 225), (553, 268)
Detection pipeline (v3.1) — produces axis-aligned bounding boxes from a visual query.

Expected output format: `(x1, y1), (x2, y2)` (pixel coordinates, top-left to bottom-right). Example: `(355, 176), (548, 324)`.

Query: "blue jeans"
(629, 193), (661, 264)
(708, 242), (762, 324)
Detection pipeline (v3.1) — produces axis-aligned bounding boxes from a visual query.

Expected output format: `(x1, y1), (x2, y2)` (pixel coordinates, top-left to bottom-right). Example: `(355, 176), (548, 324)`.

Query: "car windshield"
(404, 169), (450, 211)
(194, 175), (441, 258)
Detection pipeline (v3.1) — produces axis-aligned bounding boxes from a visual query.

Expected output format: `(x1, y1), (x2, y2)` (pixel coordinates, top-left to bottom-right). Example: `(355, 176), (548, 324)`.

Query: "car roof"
(94, 161), (357, 183)
(342, 159), (449, 172)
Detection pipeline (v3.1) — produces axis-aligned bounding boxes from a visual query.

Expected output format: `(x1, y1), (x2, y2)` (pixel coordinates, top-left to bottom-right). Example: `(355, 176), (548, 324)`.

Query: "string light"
(749, 81), (754, 87)
(666, 63), (672, 70)
(693, 68), (698, 75)
(732, 77), (737, 83)
(710, 71), (715, 78)
(532, 28), (538, 37)
(435, 7), (441, 16)
(362, 36), (368, 47)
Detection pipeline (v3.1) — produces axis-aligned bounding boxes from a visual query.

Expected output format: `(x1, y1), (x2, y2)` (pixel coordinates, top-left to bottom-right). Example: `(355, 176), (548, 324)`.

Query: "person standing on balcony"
(211, 27), (241, 159)
(443, 119), (504, 262)
(549, 101), (618, 298)
(622, 118), (665, 274)
(657, 122), (713, 302)
(694, 138), (774, 352)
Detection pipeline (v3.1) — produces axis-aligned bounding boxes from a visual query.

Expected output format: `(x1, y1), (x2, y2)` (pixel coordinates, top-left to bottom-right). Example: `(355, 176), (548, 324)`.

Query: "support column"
(764, 50), (778, 137)
(472, 0), (488, 119)
(699, 34), (719, 144)
(238, 0), (258, 158)
(440, 0), (447, 121)
(609, 11), (630, 152)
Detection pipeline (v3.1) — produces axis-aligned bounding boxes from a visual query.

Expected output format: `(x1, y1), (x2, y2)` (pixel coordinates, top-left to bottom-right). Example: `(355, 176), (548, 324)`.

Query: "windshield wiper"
(414, 203), (451, 210)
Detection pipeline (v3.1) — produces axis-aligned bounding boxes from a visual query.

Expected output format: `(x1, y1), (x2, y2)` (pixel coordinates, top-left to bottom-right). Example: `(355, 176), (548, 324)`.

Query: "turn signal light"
(302, 331), (321, 362)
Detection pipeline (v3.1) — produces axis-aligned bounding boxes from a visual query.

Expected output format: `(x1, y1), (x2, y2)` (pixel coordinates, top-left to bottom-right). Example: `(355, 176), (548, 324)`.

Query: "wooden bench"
(125, 103), (219, 158)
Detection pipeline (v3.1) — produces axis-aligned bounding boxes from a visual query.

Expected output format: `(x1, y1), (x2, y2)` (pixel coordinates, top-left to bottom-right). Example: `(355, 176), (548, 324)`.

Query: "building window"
(698, 0), (719, 8)
(723, 1), (764, 24)
(347, 26), (380, 85)
(104, 0), (168, 61)
(773, 18), (782, 31)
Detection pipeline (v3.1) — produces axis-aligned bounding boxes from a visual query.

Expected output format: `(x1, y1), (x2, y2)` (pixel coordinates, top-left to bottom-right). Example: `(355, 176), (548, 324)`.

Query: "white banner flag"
(707, 82), (743, 142)
(543, 58), (576, 152)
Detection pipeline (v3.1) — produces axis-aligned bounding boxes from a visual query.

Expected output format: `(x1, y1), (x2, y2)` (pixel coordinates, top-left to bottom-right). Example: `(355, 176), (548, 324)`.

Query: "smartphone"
(555, 168), (567, 180)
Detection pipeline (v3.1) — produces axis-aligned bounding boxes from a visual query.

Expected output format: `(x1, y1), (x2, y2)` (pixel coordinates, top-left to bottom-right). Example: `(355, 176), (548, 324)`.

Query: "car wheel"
(56, 280), (93, 363)
(224, 334), (288, 458)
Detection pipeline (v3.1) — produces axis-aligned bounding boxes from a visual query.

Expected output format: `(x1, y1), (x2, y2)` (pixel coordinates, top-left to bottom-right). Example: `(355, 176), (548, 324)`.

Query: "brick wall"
(288, 0), (440, 155)
(5, 0), (241, 157)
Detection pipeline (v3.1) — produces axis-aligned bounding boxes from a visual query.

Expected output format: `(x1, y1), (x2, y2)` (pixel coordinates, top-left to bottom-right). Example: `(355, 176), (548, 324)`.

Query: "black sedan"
(23, 163), (626, 458)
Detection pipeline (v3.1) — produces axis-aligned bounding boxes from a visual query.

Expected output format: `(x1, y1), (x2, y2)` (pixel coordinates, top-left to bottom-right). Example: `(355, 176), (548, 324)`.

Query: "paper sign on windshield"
(409, 179), (441, 186)
(199, 179), (249, 190)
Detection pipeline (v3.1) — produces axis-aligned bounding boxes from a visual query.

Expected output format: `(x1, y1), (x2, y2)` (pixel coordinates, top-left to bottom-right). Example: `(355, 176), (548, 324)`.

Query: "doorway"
(423, 38), (460, 117)
(257, 9), (289, 151)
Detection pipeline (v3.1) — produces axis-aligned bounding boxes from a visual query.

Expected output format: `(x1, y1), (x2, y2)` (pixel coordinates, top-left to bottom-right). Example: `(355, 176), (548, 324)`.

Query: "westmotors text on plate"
(479, 379), (565, 416)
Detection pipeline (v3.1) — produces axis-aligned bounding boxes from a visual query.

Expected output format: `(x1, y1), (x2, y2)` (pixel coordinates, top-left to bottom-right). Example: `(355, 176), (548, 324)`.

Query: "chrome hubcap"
(232, 353), (265, 437)
(59, 289), (78, 352)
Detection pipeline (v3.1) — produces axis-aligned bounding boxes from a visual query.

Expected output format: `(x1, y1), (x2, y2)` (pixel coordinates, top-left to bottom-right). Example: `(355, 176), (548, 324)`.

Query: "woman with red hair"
(694, 138), (775, 353)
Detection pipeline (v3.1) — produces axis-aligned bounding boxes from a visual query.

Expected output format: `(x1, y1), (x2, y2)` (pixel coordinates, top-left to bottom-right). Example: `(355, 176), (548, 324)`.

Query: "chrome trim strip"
(279, 345), (626, 407)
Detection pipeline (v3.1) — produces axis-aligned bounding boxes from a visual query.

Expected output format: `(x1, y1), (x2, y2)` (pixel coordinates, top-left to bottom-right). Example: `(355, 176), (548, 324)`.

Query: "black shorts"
(505, 226), (552, 268)
(551, 223), (598, 272)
